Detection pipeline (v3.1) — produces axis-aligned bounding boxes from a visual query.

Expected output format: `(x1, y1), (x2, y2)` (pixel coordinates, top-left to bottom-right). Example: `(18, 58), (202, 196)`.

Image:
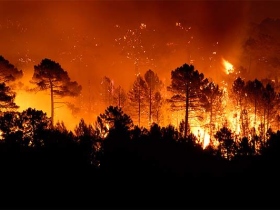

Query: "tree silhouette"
(0, 108), (51, 147)
(236, 137), (253, 157)
(245, 79), (263, 128)
(30, 58), (82, 126)
(75, 119), (101, 167)
(231, 77), (247, 136)
(0, 83), (18, 111)
(153, 91), (164, 124)
(99, 76), (114, 107)
(97, 106), (133, 177)
(113, 85), (127, 109)
(144, 69), (163, 125)
(261, 83), (279, 138)
(98, 106), (133, 134)
(214, 126), (235, 160)
(0, 55), (23, 83)
(20, 108), (51, 147)
(202, 81), (224, 143)
(167, 63), (207, 137)
(127, 75), (148, 127)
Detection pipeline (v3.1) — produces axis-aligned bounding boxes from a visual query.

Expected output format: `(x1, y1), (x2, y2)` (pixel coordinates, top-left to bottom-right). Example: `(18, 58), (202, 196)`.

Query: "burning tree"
(201, 81), (224, 143)
(260, 83), (279, 139)
(167, 63), (207, 138)
(30, 58), (82, 127)
(230, 77), (247, 137)
(245, 79), (264, 129)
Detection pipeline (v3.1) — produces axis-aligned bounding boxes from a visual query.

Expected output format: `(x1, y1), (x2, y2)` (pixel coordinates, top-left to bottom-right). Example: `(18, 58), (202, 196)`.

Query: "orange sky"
(1, 0), (280, 130)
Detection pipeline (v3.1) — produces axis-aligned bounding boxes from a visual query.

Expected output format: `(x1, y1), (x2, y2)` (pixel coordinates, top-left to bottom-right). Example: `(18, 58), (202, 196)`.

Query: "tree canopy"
(0, 55), (23, 83)
(168, 63), (207, 137)
(30, 58), (82, 126)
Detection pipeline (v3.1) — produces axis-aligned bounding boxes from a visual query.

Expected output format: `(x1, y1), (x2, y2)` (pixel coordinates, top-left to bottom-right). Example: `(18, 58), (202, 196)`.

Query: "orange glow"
(222, 58), (234, 74)
(0, 0), (279, 154)
(202, 132), (210, 149)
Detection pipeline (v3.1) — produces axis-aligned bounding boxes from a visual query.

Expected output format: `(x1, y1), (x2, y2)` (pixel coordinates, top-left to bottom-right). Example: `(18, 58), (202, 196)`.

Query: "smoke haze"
(0, 0), (280, 129)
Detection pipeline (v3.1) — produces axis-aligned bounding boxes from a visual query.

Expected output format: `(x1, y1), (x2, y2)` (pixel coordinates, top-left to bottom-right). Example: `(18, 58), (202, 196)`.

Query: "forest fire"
(222, 58), (234, 74)
(2, 3), (280, 205)
(0, 1), (279, 152)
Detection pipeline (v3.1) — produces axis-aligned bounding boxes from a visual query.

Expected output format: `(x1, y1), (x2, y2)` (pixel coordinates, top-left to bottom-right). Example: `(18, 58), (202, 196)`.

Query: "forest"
(0, 18), (280, 209)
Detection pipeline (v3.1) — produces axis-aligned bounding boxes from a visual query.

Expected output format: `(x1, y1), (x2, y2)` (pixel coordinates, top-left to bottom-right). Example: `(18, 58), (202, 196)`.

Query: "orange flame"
(222, 58), (234, 74)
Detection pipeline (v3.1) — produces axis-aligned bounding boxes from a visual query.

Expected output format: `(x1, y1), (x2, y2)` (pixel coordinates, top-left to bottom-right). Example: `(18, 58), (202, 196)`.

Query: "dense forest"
(0, 61), (280, 208)
(0, 104), (279, 208)
(1, 18), (280, 209)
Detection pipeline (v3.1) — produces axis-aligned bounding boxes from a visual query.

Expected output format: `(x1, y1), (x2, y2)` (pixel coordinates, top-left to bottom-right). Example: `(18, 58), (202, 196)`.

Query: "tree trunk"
(50, 80), (54, 128)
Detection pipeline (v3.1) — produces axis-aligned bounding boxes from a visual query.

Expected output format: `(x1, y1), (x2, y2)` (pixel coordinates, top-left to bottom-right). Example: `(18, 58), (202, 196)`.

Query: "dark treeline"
(0, 106), (279, 208)
(2, 16), (280, 206)
(1, 55), (280, 208)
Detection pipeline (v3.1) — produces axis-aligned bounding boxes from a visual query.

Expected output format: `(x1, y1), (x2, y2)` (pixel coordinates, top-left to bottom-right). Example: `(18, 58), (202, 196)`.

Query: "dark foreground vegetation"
(0, 106), (279, 209)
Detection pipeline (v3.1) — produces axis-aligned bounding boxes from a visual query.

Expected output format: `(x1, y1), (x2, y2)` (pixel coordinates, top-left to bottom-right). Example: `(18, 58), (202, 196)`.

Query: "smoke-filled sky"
(1, 0), (280, 129)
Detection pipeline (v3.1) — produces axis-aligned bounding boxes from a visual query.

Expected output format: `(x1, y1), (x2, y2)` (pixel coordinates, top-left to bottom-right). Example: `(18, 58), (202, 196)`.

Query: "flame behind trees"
(127, 75), (148, 127)
(201, 81), (224, 144)
(261, 83), (279, 138)
(167, 63), (208, 138)
(144, 69), (163, 125)
(231, 77), (246, 137)
(100, 76), (114, 107)
(30, 58), (82, 127)
(0, 108), (51, 147)
(245, 79), (264, 129)
(96, 106), (133, 146)
(127, 69), (163, 127)
(99, 76), (127, 110)
(113, 85), (127, 108)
